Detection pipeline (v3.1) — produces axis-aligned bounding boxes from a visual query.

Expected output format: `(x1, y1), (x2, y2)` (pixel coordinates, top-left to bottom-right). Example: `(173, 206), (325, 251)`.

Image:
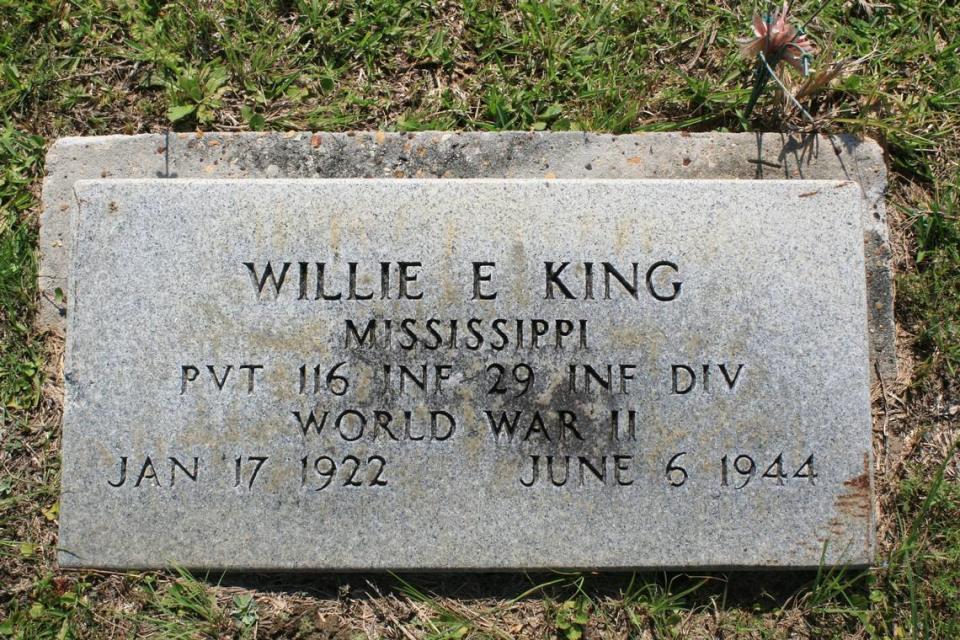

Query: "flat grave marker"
(58, 178), (874, 570)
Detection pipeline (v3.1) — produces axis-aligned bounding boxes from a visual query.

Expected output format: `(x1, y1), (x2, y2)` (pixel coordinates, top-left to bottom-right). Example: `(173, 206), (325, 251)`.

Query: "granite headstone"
(59, 177), (875, 569)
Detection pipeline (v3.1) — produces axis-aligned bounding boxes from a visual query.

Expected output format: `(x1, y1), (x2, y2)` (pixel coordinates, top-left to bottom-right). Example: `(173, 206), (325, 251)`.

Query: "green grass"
(0, 0), (958, 637)
(899, 185), (960, 378)
(0, 128), (44, 416)
(872, 445), (960, 639)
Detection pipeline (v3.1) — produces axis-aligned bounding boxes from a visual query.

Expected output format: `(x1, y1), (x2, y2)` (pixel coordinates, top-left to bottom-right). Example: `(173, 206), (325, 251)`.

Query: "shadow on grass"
(212, 568), (866, 608)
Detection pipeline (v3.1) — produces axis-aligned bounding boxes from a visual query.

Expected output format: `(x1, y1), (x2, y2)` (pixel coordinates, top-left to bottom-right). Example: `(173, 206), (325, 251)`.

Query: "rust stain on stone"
(837, 453), (873, 557)
(843, 472), (870, 492)
(812, 453), (873, 561)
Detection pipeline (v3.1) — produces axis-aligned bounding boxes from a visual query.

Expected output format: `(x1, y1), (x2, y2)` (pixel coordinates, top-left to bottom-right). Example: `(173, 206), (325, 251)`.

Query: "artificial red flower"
(741, 2), (817, 73)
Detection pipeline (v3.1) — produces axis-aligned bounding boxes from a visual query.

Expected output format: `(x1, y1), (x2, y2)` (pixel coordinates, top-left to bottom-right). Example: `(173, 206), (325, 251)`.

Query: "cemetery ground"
(0, 0), (957, 637)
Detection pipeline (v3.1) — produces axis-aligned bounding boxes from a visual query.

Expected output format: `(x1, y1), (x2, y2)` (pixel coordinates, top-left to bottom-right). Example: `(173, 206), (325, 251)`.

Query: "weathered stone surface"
(40, 132), (895, 382)
(61, 178), (874, 570)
